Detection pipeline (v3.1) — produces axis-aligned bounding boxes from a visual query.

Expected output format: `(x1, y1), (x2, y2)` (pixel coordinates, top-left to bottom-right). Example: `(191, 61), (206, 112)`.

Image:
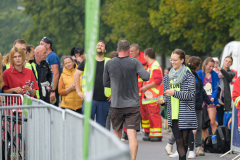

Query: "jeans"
(82, 100), (110, 127)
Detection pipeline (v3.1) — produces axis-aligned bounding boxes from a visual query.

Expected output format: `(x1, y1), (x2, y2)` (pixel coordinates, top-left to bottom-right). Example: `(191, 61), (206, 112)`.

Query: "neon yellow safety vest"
(6, 62), (32, 70)
(82, 57), (111, 97)
(30, 62), (40, 99)
(5, 63), (10, 69)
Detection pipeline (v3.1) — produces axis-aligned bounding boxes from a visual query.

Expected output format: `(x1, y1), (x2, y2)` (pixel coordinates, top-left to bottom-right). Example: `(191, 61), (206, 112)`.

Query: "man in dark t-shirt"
(103, 40), (149, 160)
(74, 40), (110, 127)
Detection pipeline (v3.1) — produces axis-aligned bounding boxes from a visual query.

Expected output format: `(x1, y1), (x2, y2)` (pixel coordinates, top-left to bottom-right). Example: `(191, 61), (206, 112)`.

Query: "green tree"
(101, 0), (204, 68)
(22, 0), (115, 57)
(0, 0), (32, 55)
(23, 0), (85, 57)
(149, 0), (240, 56)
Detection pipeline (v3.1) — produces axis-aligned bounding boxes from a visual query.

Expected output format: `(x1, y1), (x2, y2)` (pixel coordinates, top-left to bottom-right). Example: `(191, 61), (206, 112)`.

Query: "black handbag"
(202, 106), (210, 129)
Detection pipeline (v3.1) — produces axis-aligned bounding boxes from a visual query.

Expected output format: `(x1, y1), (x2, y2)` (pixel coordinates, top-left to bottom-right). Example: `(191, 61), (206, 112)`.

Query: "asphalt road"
(122, 128), (237, 160)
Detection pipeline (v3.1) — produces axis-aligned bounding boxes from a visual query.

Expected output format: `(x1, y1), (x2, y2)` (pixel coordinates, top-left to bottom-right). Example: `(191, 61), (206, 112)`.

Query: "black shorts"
(111, 106), (140, 131)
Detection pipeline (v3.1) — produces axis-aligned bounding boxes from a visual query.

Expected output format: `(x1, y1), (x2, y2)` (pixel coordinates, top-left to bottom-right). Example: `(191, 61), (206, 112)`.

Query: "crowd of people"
(0, 37), (240, 160)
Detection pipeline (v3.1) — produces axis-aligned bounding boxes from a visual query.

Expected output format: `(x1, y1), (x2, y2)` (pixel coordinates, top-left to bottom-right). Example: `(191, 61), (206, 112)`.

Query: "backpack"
(204, 125), (231, 153)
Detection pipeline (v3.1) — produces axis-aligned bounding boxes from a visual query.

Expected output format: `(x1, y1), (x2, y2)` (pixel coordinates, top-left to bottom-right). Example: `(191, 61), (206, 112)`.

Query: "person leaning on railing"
(58, 56), (83, 114)
(2, 47), (38, 98)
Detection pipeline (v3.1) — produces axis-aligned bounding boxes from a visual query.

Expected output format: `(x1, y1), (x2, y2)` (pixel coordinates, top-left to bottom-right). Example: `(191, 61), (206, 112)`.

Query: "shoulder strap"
(217, 126), (225, 152)
(224, 126), (230, 145)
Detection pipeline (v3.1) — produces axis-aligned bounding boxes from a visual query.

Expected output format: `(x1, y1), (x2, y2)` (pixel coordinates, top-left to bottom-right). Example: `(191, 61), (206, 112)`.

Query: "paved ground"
(122, 128), (238, 160)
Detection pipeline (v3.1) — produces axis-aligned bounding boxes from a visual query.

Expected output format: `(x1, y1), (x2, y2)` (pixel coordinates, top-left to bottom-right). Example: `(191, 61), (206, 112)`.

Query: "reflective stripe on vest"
(235, 96), (240, 109)
(30, 62), (40, 99)
(142, 60), (163, 104)
(82, 57), (111, 97)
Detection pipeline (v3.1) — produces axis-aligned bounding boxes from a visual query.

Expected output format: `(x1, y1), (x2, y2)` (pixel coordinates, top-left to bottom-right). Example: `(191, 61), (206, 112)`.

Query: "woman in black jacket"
(187, 56), (212, 157)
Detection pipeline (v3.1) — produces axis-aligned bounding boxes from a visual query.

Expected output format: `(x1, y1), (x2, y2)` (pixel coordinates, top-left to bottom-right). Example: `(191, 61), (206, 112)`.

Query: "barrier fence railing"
(221, 104), (240, 160)
(0, 94), (130, 160)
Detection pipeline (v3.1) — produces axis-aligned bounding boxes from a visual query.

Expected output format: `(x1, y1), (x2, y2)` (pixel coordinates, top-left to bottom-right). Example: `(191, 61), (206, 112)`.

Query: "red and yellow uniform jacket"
(130, 51), (147, 96)
(232, 76), (240, 133)
(142, 60), (163, 104)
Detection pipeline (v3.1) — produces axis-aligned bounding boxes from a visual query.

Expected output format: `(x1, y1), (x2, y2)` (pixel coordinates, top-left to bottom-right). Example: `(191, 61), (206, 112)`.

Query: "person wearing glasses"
(158, 49), (197, 160)
(40, 37), (60, 106)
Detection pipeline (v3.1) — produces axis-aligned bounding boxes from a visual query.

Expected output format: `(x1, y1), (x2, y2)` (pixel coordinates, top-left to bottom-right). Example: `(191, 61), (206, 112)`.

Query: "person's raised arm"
(136, 60), (149, 81)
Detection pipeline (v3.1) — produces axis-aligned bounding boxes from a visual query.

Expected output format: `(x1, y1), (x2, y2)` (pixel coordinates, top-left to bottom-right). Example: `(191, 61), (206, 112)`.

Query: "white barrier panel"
(0, 94), (129, 160)
(232, 106), (240, 154)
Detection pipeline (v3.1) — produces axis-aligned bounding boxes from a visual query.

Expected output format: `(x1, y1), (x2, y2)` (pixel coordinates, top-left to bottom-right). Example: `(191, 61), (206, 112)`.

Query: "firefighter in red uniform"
(232, 76), (240, 134)
(140, 48), (163, 142)
(121, 44), (148, 141)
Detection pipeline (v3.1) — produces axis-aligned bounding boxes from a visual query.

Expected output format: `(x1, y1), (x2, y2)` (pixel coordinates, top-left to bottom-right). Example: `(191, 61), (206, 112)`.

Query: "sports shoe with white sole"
(187, 151), (196, 159)
(195, 146), (205, 156)
(169, 151), (178, 158)
(165, 143), (174, 155)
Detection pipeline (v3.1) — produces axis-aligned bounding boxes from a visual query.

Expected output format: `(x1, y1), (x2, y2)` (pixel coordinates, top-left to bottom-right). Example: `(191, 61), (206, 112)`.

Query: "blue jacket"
(164, 69), (197, 130)
(196, 69), (219, 106)
(193, 72), (211, 110)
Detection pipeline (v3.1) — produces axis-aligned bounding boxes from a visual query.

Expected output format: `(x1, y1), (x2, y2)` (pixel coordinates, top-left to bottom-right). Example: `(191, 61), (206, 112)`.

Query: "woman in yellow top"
(58, 56), (82, 113)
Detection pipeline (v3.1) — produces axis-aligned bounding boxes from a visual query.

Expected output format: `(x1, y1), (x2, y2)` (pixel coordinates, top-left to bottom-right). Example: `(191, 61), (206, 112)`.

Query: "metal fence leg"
(232, 153), (240, 160)
(220, 150), (232, 158)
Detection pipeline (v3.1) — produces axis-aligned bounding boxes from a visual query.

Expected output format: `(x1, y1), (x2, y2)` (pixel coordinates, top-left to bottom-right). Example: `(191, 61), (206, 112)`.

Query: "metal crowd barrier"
(0, 94), (129, 160)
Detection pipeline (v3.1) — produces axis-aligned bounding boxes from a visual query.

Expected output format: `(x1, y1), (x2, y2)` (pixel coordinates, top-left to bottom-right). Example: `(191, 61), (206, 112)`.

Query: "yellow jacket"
(58, 64), (82, 110)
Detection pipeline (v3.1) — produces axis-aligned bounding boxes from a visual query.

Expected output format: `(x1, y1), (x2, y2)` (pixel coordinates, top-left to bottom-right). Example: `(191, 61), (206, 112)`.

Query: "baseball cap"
(41, 37), (53, 50)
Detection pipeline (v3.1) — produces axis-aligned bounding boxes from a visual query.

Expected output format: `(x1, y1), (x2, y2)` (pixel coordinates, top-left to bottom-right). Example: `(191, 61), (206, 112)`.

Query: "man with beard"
(74, 40), (111, 127)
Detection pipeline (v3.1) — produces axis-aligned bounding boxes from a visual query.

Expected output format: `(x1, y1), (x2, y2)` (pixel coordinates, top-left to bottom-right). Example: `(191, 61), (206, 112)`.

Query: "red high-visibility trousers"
(140, 99), (150, 133)
(146, 102), (162, 138)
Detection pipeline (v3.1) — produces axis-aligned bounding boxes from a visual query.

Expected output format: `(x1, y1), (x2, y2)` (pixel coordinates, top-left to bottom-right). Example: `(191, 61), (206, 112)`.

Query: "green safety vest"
(82, 57), (111, 97)
(6, 62), (40, 99)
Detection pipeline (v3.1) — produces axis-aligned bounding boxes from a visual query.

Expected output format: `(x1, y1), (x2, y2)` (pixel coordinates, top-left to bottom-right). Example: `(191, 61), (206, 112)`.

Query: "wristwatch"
(50, 90), (55, 93)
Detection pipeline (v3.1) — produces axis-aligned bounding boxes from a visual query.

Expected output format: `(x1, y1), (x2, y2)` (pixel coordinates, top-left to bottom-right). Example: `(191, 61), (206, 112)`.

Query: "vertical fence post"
(83, 0), (100, 159)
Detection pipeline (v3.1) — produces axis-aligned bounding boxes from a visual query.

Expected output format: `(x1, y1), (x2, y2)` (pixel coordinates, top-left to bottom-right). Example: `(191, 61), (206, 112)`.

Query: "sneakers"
(165, 143), (174, 155)
(187, 151), (196, 159)
(150, 137), (162, 142)
(121, 132), (128, 142)
(169, 151), (178, 158)
(142, 132), (150, 141)
(195, 146), (205, 156)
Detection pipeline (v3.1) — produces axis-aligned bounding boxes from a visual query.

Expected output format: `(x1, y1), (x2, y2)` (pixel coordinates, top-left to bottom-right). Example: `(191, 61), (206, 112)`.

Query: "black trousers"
(171, 120), (191, 160)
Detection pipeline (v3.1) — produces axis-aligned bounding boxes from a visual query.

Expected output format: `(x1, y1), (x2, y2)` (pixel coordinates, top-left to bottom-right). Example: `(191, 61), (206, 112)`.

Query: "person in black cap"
(40, 37), (60, 106)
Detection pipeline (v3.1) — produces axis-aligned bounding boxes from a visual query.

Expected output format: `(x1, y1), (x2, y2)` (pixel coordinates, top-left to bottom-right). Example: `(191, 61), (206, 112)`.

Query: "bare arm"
(51, 64), (59, 90)
(140, 82), (157, 92)
(74, 69), (84, 100)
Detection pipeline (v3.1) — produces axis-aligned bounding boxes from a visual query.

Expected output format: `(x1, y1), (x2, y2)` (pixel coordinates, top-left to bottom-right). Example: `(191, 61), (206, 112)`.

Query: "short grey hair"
(118, 40), (130, 52)
(130, 43), (140, 50)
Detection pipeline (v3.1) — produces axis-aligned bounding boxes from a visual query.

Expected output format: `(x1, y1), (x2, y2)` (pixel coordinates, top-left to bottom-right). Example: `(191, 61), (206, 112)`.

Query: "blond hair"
(202, 57), (214, 73)
(9, 47), (26, 66)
